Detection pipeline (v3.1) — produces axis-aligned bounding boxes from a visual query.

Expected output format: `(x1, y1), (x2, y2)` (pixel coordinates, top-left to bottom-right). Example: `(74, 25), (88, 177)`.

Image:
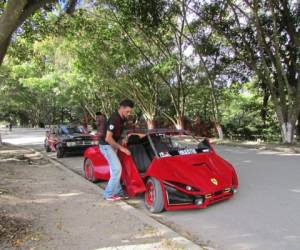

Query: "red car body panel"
(144, 153), (233, 190)
(84, 131), (238, 211)
(118, 152), (146, 196)
(84, 148), (146, 196)
(84, 146), (110, 180)
(143, 153), (238, 210)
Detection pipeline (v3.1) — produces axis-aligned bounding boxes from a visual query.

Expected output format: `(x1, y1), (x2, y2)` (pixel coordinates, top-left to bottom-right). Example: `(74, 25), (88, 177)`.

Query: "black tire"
(44, 139), (51, 152)
(144, 177), (164, 213)
(56, 144), (64, 158)
(83, 159), (97, 182)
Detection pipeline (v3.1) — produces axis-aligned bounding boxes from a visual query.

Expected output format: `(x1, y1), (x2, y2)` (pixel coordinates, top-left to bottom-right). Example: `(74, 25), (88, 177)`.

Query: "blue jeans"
(99, 145), (123, 198)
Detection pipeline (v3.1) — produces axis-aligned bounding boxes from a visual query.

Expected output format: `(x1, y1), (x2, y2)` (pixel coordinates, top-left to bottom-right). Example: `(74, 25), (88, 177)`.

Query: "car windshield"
(61, 126), (85, 135)
(150, 133), (210, 157)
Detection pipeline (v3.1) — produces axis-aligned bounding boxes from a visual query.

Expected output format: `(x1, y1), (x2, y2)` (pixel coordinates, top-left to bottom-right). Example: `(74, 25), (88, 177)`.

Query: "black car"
(44, 124), (98, 158)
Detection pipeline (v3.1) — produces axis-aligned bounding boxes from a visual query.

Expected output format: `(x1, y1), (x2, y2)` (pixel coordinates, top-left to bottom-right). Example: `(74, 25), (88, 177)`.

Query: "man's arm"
(105, 131), (131, 155)
(130, 133), (146, 138)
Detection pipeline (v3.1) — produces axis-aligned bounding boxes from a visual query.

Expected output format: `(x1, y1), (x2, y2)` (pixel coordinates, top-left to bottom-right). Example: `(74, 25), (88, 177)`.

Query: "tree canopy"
(1, 0), (300, 143)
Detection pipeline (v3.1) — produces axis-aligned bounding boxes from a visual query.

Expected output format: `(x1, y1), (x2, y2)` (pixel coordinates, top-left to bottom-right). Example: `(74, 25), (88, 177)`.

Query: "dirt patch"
(0, 144), (49, 165)
(0, 144), (48, 249)
(0, 211), (33, 248)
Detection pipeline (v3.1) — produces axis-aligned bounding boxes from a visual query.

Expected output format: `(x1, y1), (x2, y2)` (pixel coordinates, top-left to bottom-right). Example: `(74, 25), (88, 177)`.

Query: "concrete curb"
(41, 152), (203, 250)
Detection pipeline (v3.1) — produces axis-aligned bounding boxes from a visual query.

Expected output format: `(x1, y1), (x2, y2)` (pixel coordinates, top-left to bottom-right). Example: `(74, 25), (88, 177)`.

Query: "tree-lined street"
(1, 1), (300, 143)
(2, 0), (300, 249)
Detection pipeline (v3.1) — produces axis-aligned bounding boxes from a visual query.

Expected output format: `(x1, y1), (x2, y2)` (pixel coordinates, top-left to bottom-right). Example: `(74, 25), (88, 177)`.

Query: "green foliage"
(107, 0), (169, 28)
(220, 81), (280, 141)
(1, 0), (298, 142)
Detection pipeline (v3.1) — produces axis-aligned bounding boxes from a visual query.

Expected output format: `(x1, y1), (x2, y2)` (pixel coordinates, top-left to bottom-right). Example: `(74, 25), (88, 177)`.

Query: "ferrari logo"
(211, 178), (218, 185)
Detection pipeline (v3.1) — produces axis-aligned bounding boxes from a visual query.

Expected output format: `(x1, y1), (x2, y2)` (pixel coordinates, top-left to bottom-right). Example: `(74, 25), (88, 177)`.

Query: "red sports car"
(83, 129), (238, 213)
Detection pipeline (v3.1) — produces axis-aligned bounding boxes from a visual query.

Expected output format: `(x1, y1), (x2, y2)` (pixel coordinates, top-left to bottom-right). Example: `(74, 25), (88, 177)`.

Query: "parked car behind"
(44, 124), (98, 158)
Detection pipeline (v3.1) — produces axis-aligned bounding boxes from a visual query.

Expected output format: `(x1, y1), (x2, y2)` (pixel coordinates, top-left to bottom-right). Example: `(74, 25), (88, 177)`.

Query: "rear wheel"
(84, 159), (97, 182)
(44, 139), (51, 152)
(56, 144), (64, 158)
(144, 177), (164, 213)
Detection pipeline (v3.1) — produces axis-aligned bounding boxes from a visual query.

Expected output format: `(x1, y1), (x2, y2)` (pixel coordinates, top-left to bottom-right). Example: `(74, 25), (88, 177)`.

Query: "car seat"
(127, 135), (151, 173)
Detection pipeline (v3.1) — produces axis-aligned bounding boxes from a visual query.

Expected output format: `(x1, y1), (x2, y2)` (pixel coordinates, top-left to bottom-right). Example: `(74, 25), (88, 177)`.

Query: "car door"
(118, 151), (146, 196)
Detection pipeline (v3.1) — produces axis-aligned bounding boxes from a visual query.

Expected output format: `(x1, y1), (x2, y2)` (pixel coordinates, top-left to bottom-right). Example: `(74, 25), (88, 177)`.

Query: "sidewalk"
(212, 139), (300, 154)
(0, 143), (201, 250)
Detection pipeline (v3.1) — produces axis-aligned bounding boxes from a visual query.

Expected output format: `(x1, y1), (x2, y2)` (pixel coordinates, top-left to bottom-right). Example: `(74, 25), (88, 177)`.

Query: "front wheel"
(84, 159), (97, 182)
(56, 144), (64, 158)
(144, 177), (164, 213)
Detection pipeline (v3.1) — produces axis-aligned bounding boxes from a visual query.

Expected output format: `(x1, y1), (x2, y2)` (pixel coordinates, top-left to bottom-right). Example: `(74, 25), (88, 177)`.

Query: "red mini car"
(83, 129), (238, 213)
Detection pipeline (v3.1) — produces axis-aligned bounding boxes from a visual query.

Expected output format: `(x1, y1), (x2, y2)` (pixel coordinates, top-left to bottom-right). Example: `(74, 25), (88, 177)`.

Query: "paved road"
(2, 128), (300, 250)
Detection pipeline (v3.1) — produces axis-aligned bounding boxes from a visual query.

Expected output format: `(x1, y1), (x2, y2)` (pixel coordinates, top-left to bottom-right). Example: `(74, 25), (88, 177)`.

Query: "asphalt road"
(2, 128), (300, 250)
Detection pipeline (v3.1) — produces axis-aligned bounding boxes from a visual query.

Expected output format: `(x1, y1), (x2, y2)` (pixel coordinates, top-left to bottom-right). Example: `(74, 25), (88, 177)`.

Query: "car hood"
(61, 133), (94, 141)
(147, 153), (235, 192)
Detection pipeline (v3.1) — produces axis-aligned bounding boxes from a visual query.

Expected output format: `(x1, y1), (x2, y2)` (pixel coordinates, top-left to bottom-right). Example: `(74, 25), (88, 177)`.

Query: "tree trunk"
(297, 112), (300, 141)
(260, 89), (270, 127)
(0, 0), (59, 65)
(214, 122), (224, 140)
(0, 35), (12, 65)
(0, 0), (28, 64)
(280, 122), (295, 144)
(272, 98), (298, 143)
(146, 119), (155, 129)
(175, 116), (184, 130)
(61, 108), (64, 123)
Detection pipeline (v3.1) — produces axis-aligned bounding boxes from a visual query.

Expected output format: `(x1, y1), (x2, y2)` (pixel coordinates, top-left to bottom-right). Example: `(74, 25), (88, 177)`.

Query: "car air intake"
(165, 185), (194, 205)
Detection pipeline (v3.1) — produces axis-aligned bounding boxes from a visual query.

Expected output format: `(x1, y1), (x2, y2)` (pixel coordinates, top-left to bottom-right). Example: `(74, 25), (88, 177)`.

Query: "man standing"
(99, 99), (133, 201)
(95, 112), (106, 137)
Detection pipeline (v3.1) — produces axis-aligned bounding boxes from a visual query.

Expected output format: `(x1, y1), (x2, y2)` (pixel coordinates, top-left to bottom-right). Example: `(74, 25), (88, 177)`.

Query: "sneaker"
(104, 195), (122, 201)
(117, 192), (129, 199)
(119, 194), (129, 200)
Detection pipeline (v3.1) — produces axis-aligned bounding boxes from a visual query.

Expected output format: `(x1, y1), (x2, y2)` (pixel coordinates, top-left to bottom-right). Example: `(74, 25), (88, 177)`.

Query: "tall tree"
(108, 0), (197, 129)
(0, 0), (77, 65)
(193, 0), (300, 143)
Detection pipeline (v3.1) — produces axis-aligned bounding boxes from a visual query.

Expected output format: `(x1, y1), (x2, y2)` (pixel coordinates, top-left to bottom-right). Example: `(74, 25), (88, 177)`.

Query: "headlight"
(66, 142), (76, 147)
(91, 140), (99, 145)
(164, 181), (198, 192)
(194, 197), (204, 206)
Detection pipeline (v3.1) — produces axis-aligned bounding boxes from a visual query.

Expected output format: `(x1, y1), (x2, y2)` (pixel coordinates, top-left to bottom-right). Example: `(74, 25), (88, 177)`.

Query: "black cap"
(119, 99), (134, 108)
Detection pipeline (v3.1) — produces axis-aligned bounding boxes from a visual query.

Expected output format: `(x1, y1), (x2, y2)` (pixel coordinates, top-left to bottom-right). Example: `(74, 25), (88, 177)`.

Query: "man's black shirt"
(99, 111), (126, 145)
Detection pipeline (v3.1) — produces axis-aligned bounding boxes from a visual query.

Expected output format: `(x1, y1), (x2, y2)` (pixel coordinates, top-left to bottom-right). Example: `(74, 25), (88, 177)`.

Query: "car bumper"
(61, 145), (96, 154)
(163, 183), (237, 211)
